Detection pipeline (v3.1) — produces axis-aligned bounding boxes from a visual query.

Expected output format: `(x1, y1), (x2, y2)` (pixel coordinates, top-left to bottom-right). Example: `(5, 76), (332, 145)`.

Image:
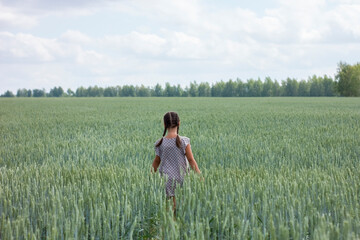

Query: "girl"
(152, 111), (201, 215)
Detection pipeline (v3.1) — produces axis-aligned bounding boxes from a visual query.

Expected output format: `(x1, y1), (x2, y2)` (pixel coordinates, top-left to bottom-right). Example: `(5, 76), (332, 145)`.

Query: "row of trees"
(2, 62), (359, 97)
(0, 75), (339, 98)
(336, 62), (360, 97)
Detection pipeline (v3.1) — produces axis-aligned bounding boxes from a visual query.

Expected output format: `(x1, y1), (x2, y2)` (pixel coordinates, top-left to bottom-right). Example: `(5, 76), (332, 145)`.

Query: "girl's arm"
(185, 144), (201, 174)
(152, 155), (161, 172)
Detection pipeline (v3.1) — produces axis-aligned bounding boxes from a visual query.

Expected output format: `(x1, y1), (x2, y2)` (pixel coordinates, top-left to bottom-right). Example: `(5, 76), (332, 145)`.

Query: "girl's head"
(163, 111), (180, 129)
(156, 111), (181, 148)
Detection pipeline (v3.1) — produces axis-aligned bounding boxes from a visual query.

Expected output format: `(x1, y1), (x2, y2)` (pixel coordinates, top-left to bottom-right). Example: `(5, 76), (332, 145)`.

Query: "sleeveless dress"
(154, 136), (190, 197)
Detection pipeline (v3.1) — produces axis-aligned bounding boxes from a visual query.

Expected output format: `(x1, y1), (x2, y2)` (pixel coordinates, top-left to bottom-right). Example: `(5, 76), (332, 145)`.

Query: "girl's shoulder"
(154, 138), (162, 146)
(179, 135), (190, 146)
(179, 135), (189, 140)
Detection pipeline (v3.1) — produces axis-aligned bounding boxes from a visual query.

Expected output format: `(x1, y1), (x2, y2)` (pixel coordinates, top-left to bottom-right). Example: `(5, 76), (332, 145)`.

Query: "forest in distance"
(2, 61), (360, 98)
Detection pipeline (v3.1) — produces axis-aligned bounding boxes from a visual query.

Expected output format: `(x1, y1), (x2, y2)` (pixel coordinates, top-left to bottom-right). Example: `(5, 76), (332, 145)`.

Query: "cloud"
(0, 0), (114, 31)
(0, 0), (112, 13)
(0, 32), (59, 62)
(267, 0), (360, 43)
(1, 0), (360, 93)
(60, 30), (92, 44)
(328, 3), (360, 39)
(116, 0), (203, 25)
(0, 4), (38, 29)
(166, 32), (204, 59)
(75, 50), (104, 65)
(102, 32), (167, 57)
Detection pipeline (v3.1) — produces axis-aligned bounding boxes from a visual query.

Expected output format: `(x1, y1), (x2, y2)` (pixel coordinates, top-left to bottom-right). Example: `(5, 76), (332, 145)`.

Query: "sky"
(1, 0), (360, 93)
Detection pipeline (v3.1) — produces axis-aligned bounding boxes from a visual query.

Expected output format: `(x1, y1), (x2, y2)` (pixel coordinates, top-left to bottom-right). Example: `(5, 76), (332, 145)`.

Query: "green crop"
(0, 97), (359, 239)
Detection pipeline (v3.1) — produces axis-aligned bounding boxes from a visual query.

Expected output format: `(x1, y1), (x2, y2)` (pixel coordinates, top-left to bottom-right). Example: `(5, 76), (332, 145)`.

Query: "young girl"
(152, 111), (201, 215)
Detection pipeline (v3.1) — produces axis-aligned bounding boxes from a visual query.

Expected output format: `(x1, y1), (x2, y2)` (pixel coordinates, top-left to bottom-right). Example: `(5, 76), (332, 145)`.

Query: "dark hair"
(156, 111), (181, 148)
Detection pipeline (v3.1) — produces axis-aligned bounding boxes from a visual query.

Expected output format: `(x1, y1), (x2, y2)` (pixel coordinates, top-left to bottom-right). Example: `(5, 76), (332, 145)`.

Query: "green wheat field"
(0, 97), (359, 239)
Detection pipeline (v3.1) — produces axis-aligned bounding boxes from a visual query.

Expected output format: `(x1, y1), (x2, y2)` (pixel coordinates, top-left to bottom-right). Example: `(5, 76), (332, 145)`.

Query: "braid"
(156, 127), (167, 147)
(176, 126), (181, 148)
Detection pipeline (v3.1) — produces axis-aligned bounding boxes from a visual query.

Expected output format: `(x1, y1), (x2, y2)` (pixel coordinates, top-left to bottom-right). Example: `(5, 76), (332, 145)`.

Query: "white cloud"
(166, 32), (204, 59)
(76, 50), (104, 65)
(121, 0), (202, 25)
(102, 32), (167, 57)
(60, 30), (92, 44)
(1, 0), (360, 93)
(0, 0), (111, 14)
(328, 4), (360, 39)
(0, 4), (38, 29)
(0, 32), (57, 61)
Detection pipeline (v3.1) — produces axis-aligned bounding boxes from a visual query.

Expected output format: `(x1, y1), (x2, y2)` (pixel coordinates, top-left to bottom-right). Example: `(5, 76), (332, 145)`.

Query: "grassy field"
(0, 97), (359, 239)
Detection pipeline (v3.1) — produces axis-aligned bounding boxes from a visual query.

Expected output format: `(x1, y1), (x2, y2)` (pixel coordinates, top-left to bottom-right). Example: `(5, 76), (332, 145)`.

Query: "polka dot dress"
(155, 136), (190, 197)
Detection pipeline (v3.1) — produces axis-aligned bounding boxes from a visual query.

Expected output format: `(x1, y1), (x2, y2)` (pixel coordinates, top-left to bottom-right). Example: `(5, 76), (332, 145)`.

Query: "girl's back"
(155, 136), (190, 180)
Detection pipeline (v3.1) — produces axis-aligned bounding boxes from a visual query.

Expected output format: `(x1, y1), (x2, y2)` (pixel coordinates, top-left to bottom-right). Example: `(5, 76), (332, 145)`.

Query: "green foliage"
(284, 78), (299, 96)
(223, 79), (237, 97)
(0, 98), (359, 239)
(164, 83), (177, 97)
(1, 90), (15, 97)
(309, 75), (325, 96)
(103, 86), (118, 97)
(154, 83), (163, 97)
(32, 89), (45, 97)
(298, 80), (310, 96)
(75, 86), (87, 97)
(66, 88), (75, 97)
(88, 85), (104, 97)
(211, 80), (225, 97)
(198, 82), (211, 97)
(189, 81), (199, 97)
(16, 88), (31, 97)
(49, 86), (64, 97)
(323, 75), (335, 96)
(4, 75), (342, 98)
(336, 62), (360, 97)
(262, 77), (273, 97)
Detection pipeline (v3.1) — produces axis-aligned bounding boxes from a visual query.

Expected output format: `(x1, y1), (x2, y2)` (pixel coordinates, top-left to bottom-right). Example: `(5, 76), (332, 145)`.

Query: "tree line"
(2, 62), (359, 98)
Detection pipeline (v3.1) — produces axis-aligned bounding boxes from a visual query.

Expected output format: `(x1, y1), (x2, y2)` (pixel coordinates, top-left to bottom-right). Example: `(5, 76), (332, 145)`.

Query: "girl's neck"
(165, 127), (178, 138)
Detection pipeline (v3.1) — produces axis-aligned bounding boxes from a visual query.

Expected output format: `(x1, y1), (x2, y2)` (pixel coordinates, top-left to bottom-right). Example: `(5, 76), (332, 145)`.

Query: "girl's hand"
(152, 155), (161, 173)
(185, 144), (201, 174)
(198, 173), (204, 182)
